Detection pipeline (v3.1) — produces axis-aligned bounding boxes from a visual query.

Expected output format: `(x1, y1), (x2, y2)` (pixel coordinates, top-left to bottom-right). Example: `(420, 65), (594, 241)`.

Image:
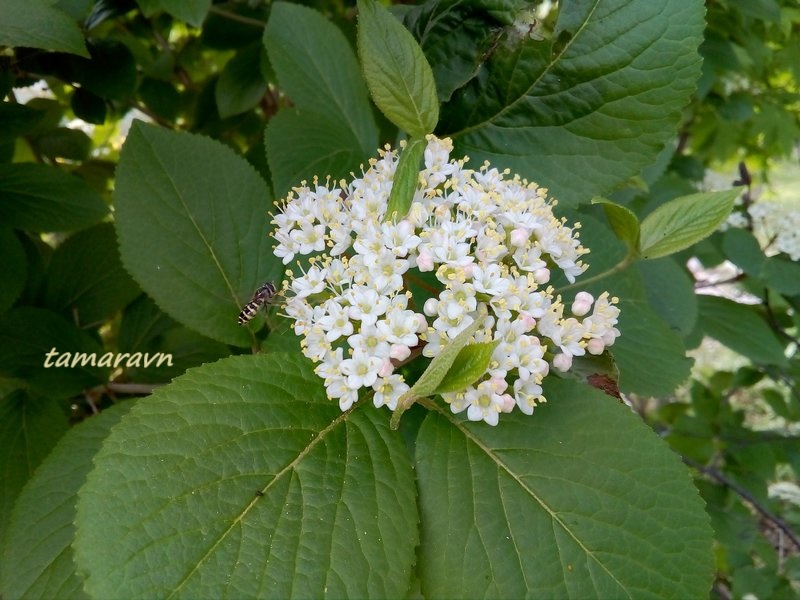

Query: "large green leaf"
(113, 122), (280, 347)
(636, 257), (698, 337)
(440, 0), (705, 206)
(0, 390), (69, 542)
(0, 163), (108, 233)
(0, 403), (130, 600)
(264, 2), (378, 197)
(74, 354), (418, 598)
(415, 378), (714, 598)
(44, 223), (140, 327)
(357, 0), (439, 136)
(697, 295), (788, 367)
(0, 0), (88, 57)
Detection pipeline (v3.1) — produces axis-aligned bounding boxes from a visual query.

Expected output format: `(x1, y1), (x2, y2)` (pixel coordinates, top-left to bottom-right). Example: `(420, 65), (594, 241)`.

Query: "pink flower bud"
(500, 394), (515, 412)
(390, 344), (411, 362)
(587, 338), (605, 355)
(571, 291), (594, 316)
(534, 267), (550, 283)
(489, 377), (508, 394)
(552, 353), (572, 372)
(379, 359), (395, 378)
(510, 227), (529, 247)
(417, 252), (434, 272)
(423, 298), (438, 316)
(518, 312), (536, 331)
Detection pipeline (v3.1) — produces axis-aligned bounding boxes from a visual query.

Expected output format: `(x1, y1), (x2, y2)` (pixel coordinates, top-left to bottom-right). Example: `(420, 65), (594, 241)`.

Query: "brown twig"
(682, 455), (800, 552)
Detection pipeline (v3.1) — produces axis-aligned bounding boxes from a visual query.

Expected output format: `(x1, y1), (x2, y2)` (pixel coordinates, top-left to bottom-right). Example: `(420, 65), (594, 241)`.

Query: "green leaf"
(265, 109), (370, 199)
(70, 88), (107, 125)
(137, 0), (211, 28)
(441, 0), (704, 206)
(639, 189), (740, 259)
(0, 0), (89, 57)
(264, 2), (378, 197)
(402, 0), (526, 103)
(0, 308), (108, 399)
(415, 378), (714, 598)
(0, 163), (108, 233)
(721, 228), (764, 275)
(393, 304), (488, 428)
(760, 256), (800, 295)
(0, 391), (69, 542)
(0, 103), (46, 142)
(74, 354), (418, 598)
(433, 340), (499, 395)
(357, 0), (439, 136)
(697, 295), (788, 367)
(215, 43), (268, 118)
(385, 136), (425, 220)
(31, 127), (92, 161)
(636, 257), (698, 336)
(0, 402), (130, 600)
(44, 223), (140, 326)
(69, 40), (137, 101)
(0, 229), (26, 314)
(592, 197), (641, 253)
(113, 122), (280, 347)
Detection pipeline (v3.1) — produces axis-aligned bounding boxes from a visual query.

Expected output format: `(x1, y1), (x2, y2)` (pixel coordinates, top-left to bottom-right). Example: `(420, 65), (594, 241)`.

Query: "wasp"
(238, 281), (278, 325)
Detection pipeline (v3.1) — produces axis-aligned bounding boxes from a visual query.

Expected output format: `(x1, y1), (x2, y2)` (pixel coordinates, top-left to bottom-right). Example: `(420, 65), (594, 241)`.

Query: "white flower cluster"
(272, 136), (620, 425)
(726, 200), (800, 261)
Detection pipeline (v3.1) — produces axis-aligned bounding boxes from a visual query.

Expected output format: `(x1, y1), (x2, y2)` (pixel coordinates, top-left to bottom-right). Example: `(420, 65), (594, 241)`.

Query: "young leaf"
(385, 136), (426, 220)
(392, 304), (487, 428)
(0, 0), (89, 57)
(415, 378), (714, 598)
(74, 354), (418, 599)
(697, 295), (788, 367)
(357, 0), (439, 136)
(432, 340), (499, 395)
(591, 197), (641, 253)
(639, 189), (740, 259)
(441, 0), (705, 206)
(113, 122), (280, 347)
(0, 403), (130, 600)
(264, 2), (378, 198)
(0, 163), (108, 233)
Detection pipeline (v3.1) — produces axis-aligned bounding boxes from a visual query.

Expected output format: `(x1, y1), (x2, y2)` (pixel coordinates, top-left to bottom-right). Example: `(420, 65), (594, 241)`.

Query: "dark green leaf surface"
(415, 378), (714, 598)
(0, 403), (130, 600)
(697, 295), (788, 367)
(44, 223), (140, 326)
(113, 122), (280, 346)
(636, 258), (698, 336)
(74, 354), (418, 599)
(639, 190), (739, 259)
(357, 0), (439, 136)
(0, 163), (108, 232)
(137, 0), (211, 28)
(441, 0), (704, 206)
(0, 391), (69, 543)
(215, 43), (268, 118)
(0, 0), (89, 57)
(264, 2), (378, 197)
(0, 307), (107, 399)
(0, 229), (26, 314)
(265, 109), (370, 199)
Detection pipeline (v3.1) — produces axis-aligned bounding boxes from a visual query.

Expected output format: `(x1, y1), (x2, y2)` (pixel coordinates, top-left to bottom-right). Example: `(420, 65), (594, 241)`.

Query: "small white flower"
(373, 374), (409, 410)
(340, 349), (383, 389)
